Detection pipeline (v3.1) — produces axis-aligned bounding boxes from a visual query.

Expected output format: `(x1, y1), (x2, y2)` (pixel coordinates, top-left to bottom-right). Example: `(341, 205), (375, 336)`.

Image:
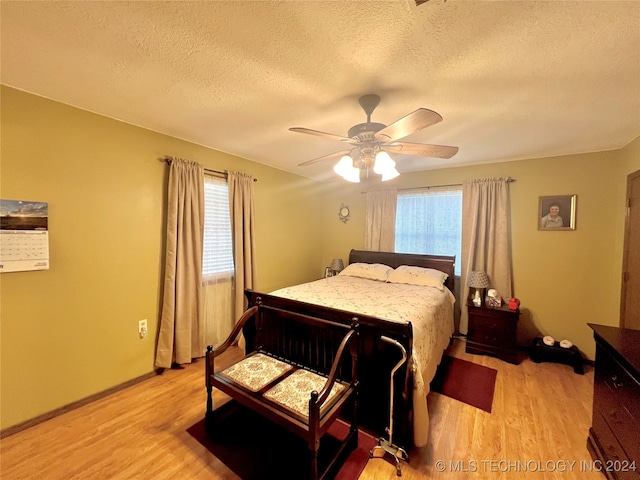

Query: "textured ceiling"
(2, 1), (639, 183)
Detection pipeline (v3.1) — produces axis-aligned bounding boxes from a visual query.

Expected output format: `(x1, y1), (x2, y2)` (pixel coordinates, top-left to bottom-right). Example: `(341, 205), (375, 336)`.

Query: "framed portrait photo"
(538, 195), (577, 231)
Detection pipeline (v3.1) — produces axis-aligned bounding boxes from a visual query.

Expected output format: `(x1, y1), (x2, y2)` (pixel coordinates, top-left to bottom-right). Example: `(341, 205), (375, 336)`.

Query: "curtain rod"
(161, 157), (257, 182)
(361, 177), (515, 194)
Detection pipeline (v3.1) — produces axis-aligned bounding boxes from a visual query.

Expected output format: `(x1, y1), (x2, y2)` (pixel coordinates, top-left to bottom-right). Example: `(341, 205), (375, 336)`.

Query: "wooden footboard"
(244, 289), (415, 448)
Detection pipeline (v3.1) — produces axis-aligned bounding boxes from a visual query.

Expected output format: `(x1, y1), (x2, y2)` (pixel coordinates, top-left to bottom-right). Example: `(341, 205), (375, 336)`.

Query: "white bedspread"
(270, 275), (455, 447)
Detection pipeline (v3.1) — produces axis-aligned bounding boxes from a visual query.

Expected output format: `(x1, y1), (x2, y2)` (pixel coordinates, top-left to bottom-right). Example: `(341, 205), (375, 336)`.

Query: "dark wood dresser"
(587, 323), (640, 480)
(466, 300), (520, 364)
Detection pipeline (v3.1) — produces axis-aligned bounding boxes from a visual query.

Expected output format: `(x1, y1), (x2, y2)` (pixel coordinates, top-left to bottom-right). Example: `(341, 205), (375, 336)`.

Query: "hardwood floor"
(0, 339), (603, 480)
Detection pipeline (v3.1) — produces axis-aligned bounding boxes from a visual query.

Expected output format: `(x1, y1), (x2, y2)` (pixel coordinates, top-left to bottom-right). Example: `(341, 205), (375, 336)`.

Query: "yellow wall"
(621, 134), (640, 175)
(0, 86), (324, 429)
(319, 138), (640, 361)
(2, 85), (638, 431)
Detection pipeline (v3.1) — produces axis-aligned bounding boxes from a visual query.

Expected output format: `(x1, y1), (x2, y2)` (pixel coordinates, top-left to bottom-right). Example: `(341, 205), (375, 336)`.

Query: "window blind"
(202, 175), (234, 278)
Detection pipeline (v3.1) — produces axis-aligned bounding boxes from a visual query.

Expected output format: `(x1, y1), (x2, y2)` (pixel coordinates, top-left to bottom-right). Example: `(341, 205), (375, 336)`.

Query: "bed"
(243, 249), (456, 449)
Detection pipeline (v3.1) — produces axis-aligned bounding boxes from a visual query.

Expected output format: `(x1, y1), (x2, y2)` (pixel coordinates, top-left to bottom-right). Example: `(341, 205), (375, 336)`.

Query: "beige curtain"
(460, 178), (512, 333)
(155, 158), (205, 368)
(228, 171), (257, 322)
(364, 188), (397, 251)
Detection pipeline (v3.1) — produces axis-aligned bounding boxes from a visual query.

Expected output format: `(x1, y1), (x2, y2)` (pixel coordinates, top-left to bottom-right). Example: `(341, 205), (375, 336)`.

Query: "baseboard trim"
(0, 370), (159, 439)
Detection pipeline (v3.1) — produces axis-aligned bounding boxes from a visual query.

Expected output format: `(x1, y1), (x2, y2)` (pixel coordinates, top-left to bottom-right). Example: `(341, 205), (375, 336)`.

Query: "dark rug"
(430, 355), (498, 413)
(187, 401), (377, 480)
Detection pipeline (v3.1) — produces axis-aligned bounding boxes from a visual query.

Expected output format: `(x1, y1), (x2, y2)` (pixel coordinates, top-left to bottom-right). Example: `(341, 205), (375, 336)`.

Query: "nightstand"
(466, 299), (520, 364)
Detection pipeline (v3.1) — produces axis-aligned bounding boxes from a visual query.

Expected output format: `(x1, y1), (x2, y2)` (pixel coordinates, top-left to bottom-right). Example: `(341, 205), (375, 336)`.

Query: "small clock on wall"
(338, 204), (350, 223)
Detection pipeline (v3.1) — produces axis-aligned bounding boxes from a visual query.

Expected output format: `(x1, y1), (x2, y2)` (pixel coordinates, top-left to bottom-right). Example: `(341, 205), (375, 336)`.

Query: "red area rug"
(187, 401), (377, 480)
(430, 355), (497, 413)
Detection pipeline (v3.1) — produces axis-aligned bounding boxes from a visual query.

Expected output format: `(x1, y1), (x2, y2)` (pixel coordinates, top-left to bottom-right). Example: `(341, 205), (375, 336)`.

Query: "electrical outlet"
(138, 319), (148, 339)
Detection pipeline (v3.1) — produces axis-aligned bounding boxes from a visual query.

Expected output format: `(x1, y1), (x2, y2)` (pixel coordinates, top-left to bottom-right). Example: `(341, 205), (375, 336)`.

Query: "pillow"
(386, 265), (448, 290)
(338, 263), (392, 282)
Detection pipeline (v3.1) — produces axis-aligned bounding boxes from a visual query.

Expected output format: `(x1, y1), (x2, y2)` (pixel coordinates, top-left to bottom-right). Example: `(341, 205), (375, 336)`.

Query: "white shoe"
(543, 335), (555, 346)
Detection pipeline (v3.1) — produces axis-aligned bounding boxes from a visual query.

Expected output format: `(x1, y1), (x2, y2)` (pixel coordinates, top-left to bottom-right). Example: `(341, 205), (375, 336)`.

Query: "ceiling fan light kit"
(372, 151), (400, 180)
(333, 151), (399, 183)
(291, 94), (458, 182)
(333, 155), (361, 183)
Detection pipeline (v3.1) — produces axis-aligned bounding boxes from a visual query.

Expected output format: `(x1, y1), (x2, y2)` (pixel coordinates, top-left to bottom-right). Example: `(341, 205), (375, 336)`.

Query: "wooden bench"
(205, 301), (360, 480)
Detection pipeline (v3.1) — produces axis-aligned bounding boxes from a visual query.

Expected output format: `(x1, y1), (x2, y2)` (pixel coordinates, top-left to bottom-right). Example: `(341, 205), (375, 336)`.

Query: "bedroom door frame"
(620, 169), (640, 330)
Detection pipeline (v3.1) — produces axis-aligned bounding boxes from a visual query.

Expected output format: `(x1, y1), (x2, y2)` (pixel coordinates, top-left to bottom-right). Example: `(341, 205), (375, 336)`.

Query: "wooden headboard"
(348, 249), (456, 292)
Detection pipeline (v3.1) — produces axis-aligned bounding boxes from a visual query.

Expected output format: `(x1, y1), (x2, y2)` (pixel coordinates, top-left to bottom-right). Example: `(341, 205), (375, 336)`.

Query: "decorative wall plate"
(338, 204), (350, 223)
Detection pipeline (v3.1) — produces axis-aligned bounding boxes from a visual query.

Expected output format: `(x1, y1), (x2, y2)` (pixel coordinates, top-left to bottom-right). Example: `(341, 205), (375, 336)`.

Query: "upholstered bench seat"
(219, 352), (293, 391)
(206, 304), (360, 480)
(263, 369), (347, 421)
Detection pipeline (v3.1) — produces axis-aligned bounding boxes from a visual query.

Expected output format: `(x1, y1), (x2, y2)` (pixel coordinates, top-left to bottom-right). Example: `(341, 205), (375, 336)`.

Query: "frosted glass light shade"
(334, 156), (353, 176)
(381, 167), (400, 181)
(374, 151), (400, 181)
(343, 168), (360, 182)
(373, 151), (393, 174)
(334, 156), (360, 182)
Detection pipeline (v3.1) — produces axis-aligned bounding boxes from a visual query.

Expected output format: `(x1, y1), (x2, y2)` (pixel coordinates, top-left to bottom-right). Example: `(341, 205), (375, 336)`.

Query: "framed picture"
(538, 195), (577, 230)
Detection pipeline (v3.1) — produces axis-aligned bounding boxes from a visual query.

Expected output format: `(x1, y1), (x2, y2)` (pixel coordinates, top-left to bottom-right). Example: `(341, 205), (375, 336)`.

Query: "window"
(395, 186), (462, 275)
(202, 175), (234, 280)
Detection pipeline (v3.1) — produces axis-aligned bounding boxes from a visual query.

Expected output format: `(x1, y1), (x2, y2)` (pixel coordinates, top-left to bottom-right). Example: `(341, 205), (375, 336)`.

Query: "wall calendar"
(0, 199), (49, 273)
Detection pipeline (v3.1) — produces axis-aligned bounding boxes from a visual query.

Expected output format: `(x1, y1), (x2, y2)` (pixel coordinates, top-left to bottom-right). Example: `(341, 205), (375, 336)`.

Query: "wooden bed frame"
(243, 249), (456, 448)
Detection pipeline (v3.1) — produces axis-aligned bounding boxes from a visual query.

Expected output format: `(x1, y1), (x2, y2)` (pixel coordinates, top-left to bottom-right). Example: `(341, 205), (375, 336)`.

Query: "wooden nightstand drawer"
(470, 312), (512, 330)
(468, 315), (516, 337)
(468, 324), (511, 347)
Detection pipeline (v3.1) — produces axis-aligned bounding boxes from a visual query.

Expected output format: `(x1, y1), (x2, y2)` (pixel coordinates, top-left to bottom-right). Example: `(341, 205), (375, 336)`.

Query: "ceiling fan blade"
(386, 142), (459, 159)
(290, 127), (354, 143)
(298, 149), (352, 166)
(375, 109), (443, 143)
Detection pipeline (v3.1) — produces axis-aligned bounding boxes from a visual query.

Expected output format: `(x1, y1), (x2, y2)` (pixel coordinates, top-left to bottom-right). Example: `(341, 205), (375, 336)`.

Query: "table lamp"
(330, 258), (344, 275)
(467, 270), (490, 306)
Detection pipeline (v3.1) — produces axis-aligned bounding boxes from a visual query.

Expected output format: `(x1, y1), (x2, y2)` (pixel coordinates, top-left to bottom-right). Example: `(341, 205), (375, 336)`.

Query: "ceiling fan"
(290, 94), (458, 182)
